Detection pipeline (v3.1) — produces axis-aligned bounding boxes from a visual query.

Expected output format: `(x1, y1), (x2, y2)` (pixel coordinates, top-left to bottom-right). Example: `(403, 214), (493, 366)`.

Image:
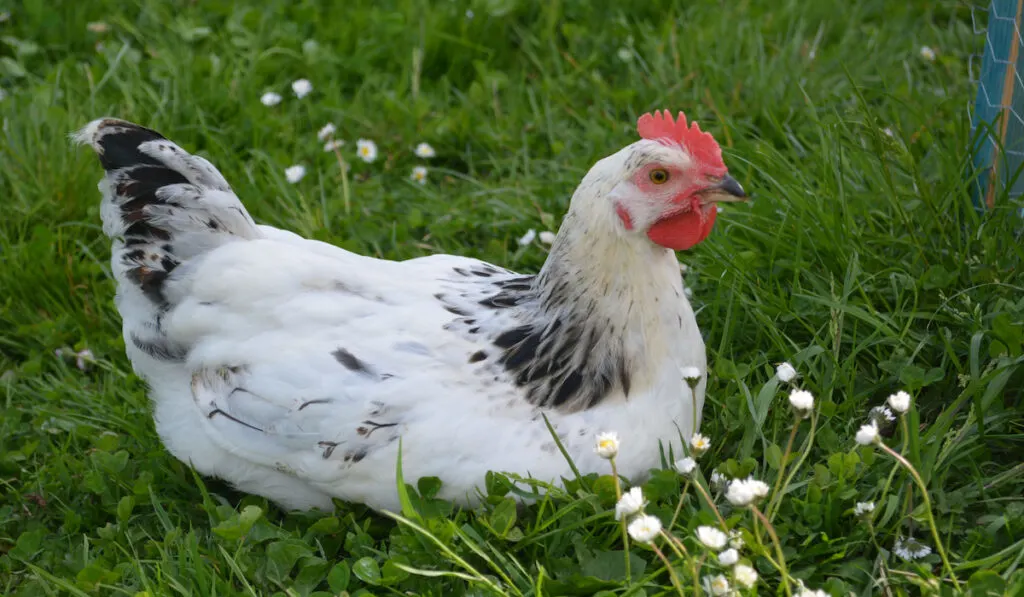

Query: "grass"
(1, 0), (1022, 595)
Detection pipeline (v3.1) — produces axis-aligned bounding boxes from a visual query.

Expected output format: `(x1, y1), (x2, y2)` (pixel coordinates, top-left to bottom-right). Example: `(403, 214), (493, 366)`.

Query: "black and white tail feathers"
(74, 118), (262, 362)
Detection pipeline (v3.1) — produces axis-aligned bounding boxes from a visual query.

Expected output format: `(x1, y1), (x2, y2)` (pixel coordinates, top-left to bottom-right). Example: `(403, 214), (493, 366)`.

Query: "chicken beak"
(712, 175), (747, 202)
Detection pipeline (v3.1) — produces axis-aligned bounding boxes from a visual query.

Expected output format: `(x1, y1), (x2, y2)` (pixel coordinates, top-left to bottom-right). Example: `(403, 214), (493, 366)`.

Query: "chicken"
(74, 111), (747, 511)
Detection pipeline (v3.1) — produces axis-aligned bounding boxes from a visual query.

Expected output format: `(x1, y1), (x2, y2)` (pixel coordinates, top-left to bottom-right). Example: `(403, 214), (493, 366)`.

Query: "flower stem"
(766, 410), (818, 522)
(661, 530), (700, 593)
(610, 458), (632, 582)
(692, 478), (728, 530)
(668, 480), (691, 531)
(651, 542), (686, 597)
(331, 144), (351, 215)
(875, 440), (960, 589)
(873, 416), (911, 523)
(752, 505), (792, 597)
(767, 420), (800, 520)
(689, 382), (700, 444)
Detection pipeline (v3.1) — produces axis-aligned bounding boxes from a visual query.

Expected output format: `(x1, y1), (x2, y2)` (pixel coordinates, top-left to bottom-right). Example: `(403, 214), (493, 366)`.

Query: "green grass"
(2, 0), (1023, 595)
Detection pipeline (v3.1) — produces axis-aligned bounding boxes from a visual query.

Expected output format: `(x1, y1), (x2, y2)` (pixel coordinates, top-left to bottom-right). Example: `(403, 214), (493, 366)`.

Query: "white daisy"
(518, 229), (537, 246)
(883, 127), (895, 138)
(703, 574), (731, 596)
(356, 139), (378, 163)
(284, 165), (306, 184)
(869, 405), (896, 425)
(674, 456), (697, 476)
(626, 514), (661, 544)
(788, 389), (814, 417)
(855, 422), (880, 446)
(796, 588), (829, 597)
(681, 366), (702, 382)
(853, 501), (875, 517)
(414, 142), (436, 158)
(725, 477), (768, 507)
(887, 390), (911, 414)
(734, 564), (758, 588)
(776, 361), (797, 382)
(728, 530), (744, 550)
(291, 78), (313, 99)
(75, 349), (95, 371)
(317, 123), (337, 141)
(410, 166), (428, 185)
(260, 92), (282, 106)
(690, 432), (710, 457)
(696, 526), (728, 550)
(894, 537), (932, 561)
(710, 470), (728, 491)
(323, 139), (344, 152)
(919, 46), (936, 62)
(594, 431), (619, 459)
(614, 487), (645, 520)
(538, 231), (556, 245)
(717, 548), (739, 566)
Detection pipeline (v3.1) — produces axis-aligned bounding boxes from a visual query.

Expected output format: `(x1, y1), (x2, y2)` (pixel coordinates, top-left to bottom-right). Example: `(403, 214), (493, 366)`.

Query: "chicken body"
(75, 116), (730, 511)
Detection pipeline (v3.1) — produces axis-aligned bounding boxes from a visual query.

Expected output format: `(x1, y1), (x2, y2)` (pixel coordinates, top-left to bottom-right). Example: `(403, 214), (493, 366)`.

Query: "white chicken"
(74, 111), (746, 511)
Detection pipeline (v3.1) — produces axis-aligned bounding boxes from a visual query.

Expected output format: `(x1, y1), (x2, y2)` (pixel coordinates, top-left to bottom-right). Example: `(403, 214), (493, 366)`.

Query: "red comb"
(637, 110), (726, 175)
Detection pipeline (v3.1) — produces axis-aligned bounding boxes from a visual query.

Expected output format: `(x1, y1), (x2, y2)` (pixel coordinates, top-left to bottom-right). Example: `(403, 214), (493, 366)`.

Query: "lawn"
(1, 0), (1023, 595)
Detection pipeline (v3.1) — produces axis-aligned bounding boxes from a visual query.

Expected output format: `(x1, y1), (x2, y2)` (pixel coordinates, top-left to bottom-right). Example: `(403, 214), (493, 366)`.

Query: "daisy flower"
(317, 123), (337, 141)
(626, 514), (661, 543)
(414, 142), (436, 158)
(788, 389), (814, 417)
(729, 530), (744, 550)
(855, 422), (880, 446)
(518, 229), (537, 246)
(717, 548), (739, 566)
(594, 431), (619, 459)
(614, 487), (645, 520)
(674, 456), (697, 476)
(710, 470), (728, 491)
(291, 78), (313, 99)
(853, 501), (875, 517)
(681, 366), (702, 382)
(734, 564), (758, 588)
(919, 46), (936, 62)
(696, 526), (728, 550)
(869, 405), (896, 426)
(725, 477), (768, 507)
(538, 231), (556, 245)
(356, 139), (378, 163)
(775, 362), (797, 382)
(894, 537), (932, 561)
(260, 92), (282, 106)
(887, 390), (911, 414)
(284, 165), (306, 184)
(690, 432), (710, 457)
(323, 139), (344, 152)
(796, 588), (829, 597)
(703, 574), (731, 596)
(410, 166), (428, 185)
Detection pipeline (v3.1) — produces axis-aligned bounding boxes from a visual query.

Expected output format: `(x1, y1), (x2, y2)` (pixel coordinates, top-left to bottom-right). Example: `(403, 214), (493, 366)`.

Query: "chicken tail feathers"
(74, 118), (261, 312)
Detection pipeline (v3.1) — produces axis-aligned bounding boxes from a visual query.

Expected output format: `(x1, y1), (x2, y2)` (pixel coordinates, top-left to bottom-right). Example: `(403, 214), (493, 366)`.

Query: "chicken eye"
(649, 169), (670, 184)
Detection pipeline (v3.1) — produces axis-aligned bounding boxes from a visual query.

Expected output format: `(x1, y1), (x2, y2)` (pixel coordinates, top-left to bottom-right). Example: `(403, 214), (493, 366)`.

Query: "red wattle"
(646, 206), (717, 251)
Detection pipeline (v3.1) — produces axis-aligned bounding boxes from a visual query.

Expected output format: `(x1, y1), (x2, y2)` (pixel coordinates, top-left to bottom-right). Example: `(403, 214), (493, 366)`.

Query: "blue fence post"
(971, 0), (1024, 208)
